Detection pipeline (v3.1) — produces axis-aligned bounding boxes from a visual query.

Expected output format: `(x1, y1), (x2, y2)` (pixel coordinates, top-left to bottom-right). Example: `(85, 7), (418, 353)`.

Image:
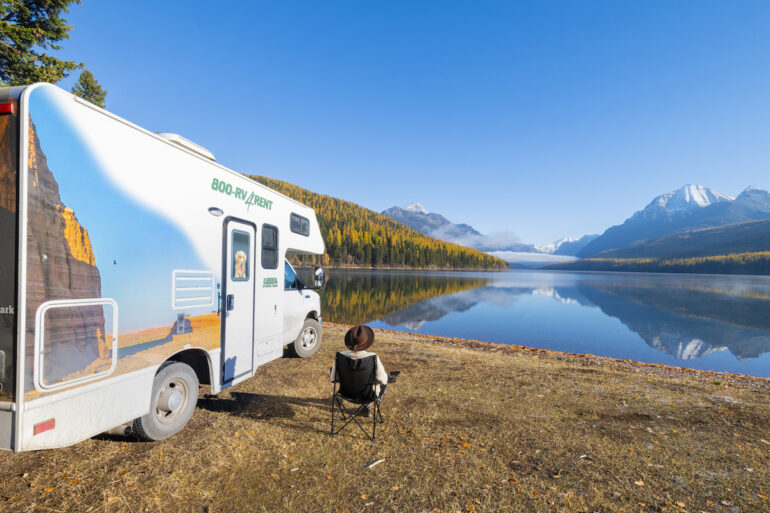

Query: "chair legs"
(330, 395), (383, 441)
(330, 393), (338, 436)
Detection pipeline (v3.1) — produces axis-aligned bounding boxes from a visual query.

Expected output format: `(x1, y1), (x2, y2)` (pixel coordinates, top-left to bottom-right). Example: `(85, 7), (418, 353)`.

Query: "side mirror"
(313, 266), (326, 290)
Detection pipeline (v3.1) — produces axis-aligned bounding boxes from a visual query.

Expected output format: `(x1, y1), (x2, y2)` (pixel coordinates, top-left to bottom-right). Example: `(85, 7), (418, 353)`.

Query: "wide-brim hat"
(345, 325), (375, 352)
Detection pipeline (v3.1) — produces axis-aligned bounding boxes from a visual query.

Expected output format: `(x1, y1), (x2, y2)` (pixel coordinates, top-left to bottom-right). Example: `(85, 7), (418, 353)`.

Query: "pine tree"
(0, 0), (84, 85)
(71, 69), (106, 108)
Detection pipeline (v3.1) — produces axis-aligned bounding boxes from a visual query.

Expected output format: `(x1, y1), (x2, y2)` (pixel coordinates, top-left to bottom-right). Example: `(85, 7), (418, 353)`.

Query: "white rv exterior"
(0, 83), (326, 451)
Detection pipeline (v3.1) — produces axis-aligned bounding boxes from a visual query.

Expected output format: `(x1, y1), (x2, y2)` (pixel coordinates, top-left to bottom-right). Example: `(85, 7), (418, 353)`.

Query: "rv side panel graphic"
(0, 83), (325, 451)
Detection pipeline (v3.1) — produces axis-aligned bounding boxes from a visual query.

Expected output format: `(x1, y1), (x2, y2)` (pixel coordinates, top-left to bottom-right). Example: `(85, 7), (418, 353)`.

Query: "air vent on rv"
(157, 133), (216, 161)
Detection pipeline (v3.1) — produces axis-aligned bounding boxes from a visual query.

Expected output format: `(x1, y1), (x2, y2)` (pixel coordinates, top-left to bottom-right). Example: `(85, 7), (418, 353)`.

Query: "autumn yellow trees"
(547, 251), (770, 275)
(252, 176), (508, 270)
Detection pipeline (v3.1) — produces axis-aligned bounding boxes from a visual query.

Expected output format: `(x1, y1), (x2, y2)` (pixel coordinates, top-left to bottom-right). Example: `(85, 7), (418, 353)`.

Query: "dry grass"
(1, 324), (768, 513)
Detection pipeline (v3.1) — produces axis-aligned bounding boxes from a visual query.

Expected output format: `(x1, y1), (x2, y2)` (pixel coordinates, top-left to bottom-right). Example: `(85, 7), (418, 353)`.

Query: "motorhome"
(0, 83), (326, 450)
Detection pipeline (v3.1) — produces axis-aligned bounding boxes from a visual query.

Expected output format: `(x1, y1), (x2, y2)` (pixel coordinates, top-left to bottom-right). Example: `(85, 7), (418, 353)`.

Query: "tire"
(133, 361), (199, 441)
(292, 318), (322, 358)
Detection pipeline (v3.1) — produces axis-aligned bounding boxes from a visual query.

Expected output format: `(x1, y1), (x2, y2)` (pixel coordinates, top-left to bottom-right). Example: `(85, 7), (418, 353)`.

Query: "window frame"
(290, 213), (310, 237)
(33, 298), (119, 392)
(231, 229), (252, 282)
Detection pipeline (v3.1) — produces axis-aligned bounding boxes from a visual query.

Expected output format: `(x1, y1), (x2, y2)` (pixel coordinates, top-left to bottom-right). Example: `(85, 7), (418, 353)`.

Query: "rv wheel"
(292, 318), (322, 358)
(134, 361), (199, 441)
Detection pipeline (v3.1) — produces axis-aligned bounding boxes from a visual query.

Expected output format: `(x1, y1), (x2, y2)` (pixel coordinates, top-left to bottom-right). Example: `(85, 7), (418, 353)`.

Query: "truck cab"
(282, 260), (323, 357)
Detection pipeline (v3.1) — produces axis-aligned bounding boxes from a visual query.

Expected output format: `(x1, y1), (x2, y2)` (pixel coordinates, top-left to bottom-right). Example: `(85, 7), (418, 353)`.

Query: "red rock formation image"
(25, 121), (109, 390)
(0, 100), (18, 401)
(0, 101), (17, 213)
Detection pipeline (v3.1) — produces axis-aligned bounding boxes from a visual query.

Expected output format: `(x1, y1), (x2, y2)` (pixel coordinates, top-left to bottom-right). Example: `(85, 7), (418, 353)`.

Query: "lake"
(318, 269), (770, 377)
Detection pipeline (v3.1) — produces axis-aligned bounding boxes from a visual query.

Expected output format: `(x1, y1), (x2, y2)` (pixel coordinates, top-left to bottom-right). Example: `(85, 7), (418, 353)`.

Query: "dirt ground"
(0, 324), (768, 513)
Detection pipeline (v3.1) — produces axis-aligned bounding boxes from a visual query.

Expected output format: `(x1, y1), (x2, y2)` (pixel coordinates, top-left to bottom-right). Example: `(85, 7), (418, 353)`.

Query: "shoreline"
(320, 264), (770, 278)
(325, 322), (770, 384)
(2, 324), (768, 511)
(319, 264), (509, 272)
(542, 252), (770, 276)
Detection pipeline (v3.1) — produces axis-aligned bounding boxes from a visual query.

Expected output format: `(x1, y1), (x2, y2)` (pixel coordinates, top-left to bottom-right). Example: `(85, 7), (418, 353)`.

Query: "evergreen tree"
(0, 0), (84, 85)
(71, 69), (106, 107)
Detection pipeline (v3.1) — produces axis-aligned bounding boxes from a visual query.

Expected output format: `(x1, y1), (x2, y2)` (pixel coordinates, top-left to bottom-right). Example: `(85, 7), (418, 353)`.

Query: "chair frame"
(330, 354), (384, 441)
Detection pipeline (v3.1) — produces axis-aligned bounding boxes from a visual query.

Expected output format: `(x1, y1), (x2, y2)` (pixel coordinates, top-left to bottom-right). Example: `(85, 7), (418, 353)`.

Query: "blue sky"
(54, 1), (770, 245)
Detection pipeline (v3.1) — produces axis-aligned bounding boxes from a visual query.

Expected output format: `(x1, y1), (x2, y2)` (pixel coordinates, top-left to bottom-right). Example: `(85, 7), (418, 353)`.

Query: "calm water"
(319, 269), (770, 377)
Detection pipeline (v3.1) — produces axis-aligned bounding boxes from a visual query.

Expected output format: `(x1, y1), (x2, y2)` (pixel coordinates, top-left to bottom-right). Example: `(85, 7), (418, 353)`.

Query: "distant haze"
(384, 183), (770, 265)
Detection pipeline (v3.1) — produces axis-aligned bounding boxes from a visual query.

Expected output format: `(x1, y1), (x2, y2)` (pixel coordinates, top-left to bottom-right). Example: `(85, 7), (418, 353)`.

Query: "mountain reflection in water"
(321, 270), (770, 377)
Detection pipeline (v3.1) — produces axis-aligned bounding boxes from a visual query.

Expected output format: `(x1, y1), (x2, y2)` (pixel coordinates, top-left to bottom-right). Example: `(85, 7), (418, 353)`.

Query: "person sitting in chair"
(330, 325), (388, 400)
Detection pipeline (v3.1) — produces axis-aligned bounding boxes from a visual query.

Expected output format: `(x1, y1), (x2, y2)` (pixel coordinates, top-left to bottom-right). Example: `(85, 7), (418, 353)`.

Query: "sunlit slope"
(250, 175), (508, 270)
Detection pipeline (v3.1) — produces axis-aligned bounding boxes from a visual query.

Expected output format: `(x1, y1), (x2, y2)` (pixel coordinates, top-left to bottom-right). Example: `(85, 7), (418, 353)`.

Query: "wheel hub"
(157, 382), (185, 414)
(166, 390), (183, 411)
(302, 328), (316, 348)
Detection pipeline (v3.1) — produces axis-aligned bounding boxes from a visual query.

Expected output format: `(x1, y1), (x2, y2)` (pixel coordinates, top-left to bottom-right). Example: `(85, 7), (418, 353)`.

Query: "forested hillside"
(543, 251), (770, 275)
(251, 176), (508, 270)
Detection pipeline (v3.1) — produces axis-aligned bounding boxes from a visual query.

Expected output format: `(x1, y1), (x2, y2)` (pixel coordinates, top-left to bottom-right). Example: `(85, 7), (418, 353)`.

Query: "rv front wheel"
(134, 361), (199, 441)
(292, 318), (322, 358)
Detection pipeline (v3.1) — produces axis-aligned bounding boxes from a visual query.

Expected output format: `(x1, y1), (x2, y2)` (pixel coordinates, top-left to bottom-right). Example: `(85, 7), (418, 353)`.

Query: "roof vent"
(157, 133), (215, 161)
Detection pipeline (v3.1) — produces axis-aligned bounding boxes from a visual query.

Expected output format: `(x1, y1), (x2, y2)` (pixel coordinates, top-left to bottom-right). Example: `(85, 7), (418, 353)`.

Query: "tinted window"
(262, 225), (278, 269)
(290, 213), (310, 236)
(231, 230), (251, 281)
(285, 261), (298, 289)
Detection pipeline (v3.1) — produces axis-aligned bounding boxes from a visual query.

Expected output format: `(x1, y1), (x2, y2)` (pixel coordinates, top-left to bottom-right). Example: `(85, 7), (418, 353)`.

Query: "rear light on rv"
(33, 418), (55, 436)
(0, 103), (14, 115)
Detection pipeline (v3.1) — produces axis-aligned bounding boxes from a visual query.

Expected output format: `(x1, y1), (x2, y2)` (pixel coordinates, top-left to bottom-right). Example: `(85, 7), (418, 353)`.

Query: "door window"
(231, 230), (251, 281)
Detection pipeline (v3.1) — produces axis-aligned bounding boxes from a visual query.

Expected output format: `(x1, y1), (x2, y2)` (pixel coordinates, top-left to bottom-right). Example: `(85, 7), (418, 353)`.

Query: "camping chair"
(330, 353), (384, 441)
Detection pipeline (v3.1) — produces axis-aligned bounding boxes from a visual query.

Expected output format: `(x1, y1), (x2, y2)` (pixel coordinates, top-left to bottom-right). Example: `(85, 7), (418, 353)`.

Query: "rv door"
(221, 219), (256, 385)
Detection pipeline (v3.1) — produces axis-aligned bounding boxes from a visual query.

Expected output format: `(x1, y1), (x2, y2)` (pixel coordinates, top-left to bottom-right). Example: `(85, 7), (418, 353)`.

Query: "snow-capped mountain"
(578, 184), (770, 258)
(632, 184), (732, 219)
(403, 202), (429, 214)
(535, 234), (600, 257)
(535, 237), (578, 254)
(382, 204), (537, 253)
(650, 184), (731, 211)
(734, 185), (770, 207)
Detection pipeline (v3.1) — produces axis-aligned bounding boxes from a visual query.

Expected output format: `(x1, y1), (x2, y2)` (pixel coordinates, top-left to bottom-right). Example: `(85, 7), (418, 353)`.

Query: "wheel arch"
(167, 348), (213, 385)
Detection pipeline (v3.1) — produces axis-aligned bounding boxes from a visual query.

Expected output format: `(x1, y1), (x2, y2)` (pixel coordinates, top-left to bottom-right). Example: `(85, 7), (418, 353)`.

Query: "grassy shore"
(1, 325), (768, 512)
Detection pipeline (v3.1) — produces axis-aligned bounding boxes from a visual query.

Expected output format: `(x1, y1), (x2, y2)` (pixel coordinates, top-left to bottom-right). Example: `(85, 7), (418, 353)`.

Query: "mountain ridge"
(578, 184), (770, 258)
(251, 176), (508, 270)
(381, 204), (537, 253)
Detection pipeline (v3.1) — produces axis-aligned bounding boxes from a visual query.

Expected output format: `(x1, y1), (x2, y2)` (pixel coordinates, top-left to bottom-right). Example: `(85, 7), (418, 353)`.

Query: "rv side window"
(262, 225), (279, 269)
(290, 213), (310, 236)
(231, 230), (251, 281)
